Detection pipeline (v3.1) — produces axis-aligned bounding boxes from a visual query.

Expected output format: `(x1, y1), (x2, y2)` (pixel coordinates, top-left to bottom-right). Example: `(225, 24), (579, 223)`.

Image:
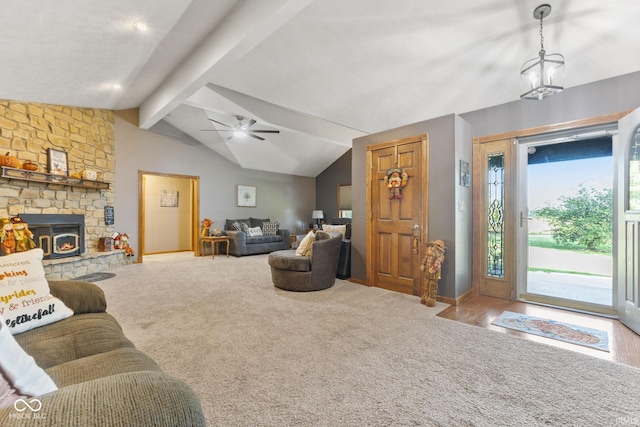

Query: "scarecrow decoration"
(383, 166), (408, 199)
(10, 216), (36, 253)
(420, 240), (446, 307)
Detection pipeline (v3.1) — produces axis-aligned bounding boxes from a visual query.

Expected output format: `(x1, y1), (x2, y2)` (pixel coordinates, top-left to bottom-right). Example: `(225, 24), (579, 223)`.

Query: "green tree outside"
(532, 186), (612, 252)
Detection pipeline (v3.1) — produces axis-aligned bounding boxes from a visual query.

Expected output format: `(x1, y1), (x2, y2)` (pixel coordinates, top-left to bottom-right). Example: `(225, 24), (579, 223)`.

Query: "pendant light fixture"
(520, 4), (565, 100)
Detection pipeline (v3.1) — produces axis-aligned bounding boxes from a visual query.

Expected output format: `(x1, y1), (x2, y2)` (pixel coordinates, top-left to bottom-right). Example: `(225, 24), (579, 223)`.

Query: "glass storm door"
(517, 132), (615, 314)
(617, 107), (640, 334)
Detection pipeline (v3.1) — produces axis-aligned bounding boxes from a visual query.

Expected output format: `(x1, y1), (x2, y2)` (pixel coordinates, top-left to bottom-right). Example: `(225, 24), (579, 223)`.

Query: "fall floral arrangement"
(201, 218), (213, 237)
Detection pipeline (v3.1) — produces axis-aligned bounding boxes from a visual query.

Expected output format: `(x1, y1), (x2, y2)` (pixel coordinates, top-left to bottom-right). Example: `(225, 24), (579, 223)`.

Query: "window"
(487, 153), (505, 278)
(629, 124), (640, 211)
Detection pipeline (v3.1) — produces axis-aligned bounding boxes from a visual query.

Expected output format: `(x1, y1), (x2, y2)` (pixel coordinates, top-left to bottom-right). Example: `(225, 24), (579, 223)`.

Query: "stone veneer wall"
(0, 99), (117, 258)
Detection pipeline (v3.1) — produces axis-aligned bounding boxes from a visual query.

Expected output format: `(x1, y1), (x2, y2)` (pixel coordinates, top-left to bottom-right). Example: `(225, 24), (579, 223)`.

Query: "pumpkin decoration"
(0, 152), (19, 168)
(82, 169), (97, 181)
(21, 161), (39, 171)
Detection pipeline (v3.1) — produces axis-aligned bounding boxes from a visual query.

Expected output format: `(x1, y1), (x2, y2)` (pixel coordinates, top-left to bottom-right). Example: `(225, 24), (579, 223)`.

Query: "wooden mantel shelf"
(1, 166), (110, 190)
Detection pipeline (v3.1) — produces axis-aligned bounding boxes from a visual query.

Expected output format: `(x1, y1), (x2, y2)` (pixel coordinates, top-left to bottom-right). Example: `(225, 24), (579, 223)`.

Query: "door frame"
(514, 131), (617, 315)
(472, 112), (630, 302)
(137, 170), (200, 263)
(365, 134), (429, 290)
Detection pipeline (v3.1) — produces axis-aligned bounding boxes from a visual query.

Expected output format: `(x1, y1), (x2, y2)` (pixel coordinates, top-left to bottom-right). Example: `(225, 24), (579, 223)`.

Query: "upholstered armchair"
(268, 233), (342, 291)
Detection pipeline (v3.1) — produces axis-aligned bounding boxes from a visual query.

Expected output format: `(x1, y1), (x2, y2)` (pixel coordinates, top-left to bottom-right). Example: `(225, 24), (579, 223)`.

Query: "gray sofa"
(0, 280), (205, 427)
(224, 217), (290, 256)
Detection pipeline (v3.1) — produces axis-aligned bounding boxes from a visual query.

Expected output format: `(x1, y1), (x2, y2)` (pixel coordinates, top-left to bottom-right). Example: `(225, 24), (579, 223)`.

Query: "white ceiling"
(2, 0), (639, 177)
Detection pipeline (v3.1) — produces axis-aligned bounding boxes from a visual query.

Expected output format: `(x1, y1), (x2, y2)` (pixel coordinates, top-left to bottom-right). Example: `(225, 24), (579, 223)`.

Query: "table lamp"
(312, 210), (324, 229)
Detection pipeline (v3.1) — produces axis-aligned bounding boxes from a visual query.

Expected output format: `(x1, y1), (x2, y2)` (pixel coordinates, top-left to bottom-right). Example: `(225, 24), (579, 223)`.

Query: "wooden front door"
(367, 134), (428, 296)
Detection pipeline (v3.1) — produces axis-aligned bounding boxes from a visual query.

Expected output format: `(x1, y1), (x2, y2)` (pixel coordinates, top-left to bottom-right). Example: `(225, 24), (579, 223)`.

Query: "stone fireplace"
(0, 100), (129, 278)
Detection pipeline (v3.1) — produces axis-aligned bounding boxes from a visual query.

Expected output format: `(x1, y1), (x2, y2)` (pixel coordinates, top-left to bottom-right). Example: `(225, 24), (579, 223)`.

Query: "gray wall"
(352, 115), (472, 299)
(461, 71), (640, 138)
(114, 113), (315, 252)
(351, 71), (640, 299)
(316, 149), (352, 222)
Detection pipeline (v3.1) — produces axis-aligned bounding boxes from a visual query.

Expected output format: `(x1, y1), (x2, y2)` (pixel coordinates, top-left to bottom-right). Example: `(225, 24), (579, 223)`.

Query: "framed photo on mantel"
(237, 185), (256, 207)
(48, 148), (68, 176)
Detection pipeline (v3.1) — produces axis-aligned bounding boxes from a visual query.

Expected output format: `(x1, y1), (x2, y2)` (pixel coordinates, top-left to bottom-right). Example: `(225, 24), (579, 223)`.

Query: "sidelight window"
(487, 153), (505, 278)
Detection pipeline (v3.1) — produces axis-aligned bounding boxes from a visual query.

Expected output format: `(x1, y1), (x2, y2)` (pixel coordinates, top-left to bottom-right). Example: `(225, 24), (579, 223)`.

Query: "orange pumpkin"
(0, 152), (19, 168)
(21, 161), (38, 171)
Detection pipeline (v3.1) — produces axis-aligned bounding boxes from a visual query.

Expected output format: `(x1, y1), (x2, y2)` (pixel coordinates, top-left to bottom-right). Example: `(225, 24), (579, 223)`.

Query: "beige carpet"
(98, 252), (640, 426)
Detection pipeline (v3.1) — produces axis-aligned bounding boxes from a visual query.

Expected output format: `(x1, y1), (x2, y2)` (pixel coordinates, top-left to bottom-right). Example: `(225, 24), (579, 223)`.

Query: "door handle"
(520, 212), (532, 227)
(408, 225), (421, 253)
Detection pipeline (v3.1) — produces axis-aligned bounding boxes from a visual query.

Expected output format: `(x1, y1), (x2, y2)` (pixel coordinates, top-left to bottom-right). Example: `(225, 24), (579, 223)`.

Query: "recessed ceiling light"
(111, 83), (122, 90)
(132, 21), (148, 31)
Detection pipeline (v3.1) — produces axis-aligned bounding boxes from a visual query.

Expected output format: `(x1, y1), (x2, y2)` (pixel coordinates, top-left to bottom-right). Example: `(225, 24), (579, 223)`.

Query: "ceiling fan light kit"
(520, 4), (565, 100)
(202, 115), (280, 141)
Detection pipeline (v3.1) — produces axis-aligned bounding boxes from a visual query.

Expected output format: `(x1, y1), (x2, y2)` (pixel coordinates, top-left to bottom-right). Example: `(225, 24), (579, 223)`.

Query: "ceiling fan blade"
(208, 118), (232, 128)
(248, 133), (265, 141)
(251, 130), (280, 134)
(246, 119), (257, 128)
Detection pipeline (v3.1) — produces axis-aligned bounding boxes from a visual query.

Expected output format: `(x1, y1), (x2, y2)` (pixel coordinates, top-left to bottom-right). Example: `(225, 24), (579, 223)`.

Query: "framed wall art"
(160, 190), (179, 207)
(237, 185), (256, 207)
(460, 160), (470, 187)
(48, 148), (68, 176)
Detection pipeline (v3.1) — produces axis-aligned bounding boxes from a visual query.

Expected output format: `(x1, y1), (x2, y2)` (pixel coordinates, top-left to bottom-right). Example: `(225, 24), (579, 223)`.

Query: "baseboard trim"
(349, 278), (369, 286)
(437, 286), (475, 306)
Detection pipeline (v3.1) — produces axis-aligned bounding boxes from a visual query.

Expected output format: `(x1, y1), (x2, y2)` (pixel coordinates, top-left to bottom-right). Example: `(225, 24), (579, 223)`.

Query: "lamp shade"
(312, 210), (324, 219)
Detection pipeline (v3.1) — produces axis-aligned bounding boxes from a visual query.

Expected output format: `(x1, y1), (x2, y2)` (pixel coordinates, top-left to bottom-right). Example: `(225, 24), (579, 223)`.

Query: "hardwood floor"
(437, 294), (640, 369)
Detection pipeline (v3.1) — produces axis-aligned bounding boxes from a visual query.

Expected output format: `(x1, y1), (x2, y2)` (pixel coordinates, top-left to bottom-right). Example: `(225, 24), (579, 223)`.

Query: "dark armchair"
(268, 233), (342, 292)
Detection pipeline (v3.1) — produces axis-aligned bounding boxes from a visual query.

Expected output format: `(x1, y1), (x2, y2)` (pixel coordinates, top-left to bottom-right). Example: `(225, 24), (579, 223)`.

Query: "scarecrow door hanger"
(383, 166), (408, 200)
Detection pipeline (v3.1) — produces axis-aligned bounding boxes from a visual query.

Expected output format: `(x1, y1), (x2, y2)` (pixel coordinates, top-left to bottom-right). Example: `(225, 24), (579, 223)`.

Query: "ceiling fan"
(201, 115), (280, 141)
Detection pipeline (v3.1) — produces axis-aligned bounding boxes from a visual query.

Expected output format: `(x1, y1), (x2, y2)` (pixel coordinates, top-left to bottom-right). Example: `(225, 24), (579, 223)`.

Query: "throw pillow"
(262, 221), (279, 236)
(322, 224), (347, 238)
(295, 231), (315, 257)
(0, 314), (58, 409)
(246, 227), (263, 237)
(225, 219), (250, 231)
(250, 218), (270, 228)
(231, 221), (250, 233)
(0, 249), (74, 335)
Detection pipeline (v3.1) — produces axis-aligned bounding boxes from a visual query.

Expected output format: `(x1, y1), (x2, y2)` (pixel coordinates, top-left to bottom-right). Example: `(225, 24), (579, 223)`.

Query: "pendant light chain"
(539, 15), (545, 53)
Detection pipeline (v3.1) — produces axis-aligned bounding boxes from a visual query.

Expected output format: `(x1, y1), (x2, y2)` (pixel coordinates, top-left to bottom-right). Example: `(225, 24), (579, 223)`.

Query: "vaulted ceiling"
(2, 0), (639, 176)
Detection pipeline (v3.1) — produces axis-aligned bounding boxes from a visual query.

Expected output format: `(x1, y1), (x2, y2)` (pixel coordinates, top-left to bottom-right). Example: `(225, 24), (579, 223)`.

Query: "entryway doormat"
(74, 272), (116, 282)
(492, 311), (609, 352)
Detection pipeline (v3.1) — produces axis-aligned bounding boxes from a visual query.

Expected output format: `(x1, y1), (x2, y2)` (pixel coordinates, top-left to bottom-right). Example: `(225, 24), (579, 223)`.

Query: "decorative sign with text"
(0, 249), (73, 334)
(104, 206), (114, 226)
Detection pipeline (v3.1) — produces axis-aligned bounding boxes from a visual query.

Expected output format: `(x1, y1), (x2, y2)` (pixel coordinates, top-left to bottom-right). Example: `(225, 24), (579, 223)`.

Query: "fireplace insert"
(19, 214), (85, 259)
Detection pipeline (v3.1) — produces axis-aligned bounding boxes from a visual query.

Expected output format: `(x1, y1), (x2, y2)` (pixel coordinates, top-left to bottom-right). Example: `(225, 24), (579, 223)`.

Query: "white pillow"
(322, 224), (347, 238)
(0, 314), (58, 409)
(295, 231), (315, 257)
(0, 249), (74, 335)
(246, 226), (263, 237)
